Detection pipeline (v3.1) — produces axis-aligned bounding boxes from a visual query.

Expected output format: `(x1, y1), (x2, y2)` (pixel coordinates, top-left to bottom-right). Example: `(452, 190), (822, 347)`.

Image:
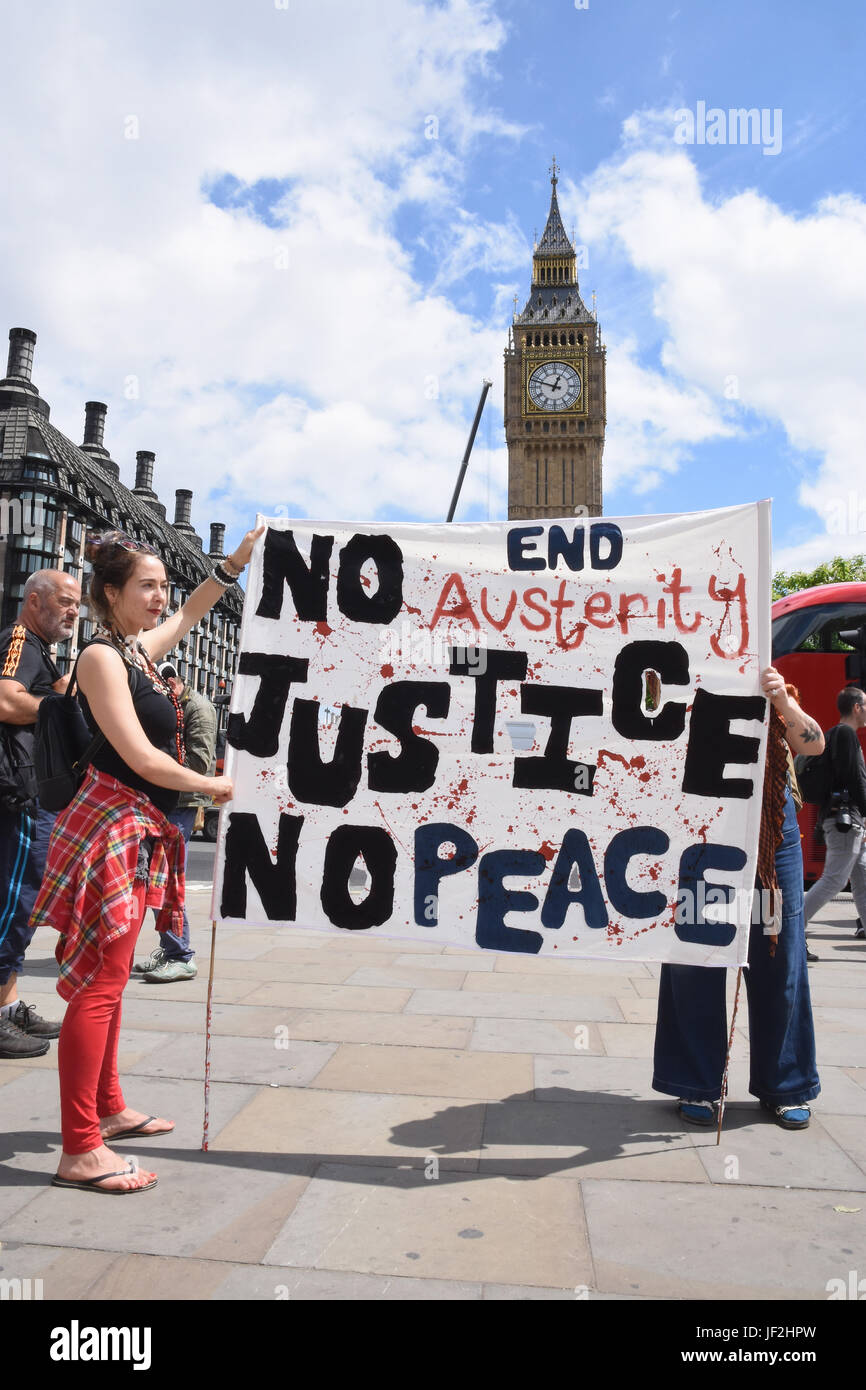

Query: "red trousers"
(57, 882), (146, 1154)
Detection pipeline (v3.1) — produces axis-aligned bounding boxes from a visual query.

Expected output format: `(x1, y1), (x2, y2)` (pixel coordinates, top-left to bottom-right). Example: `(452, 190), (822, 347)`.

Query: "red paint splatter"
(315, 621), (332, 637)
(381, 664), (394, 678)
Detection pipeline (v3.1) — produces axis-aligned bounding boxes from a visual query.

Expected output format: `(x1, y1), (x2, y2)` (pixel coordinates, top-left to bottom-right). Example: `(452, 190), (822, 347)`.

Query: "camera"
(832, 792), (854, 834)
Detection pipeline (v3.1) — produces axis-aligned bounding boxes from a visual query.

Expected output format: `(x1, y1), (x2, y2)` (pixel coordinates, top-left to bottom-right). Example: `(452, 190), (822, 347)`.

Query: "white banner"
(213, 502), (772, 966)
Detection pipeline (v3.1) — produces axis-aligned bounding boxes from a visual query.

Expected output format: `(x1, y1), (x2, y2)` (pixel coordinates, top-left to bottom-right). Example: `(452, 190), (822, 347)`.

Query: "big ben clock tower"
(505, 161), (605, 519)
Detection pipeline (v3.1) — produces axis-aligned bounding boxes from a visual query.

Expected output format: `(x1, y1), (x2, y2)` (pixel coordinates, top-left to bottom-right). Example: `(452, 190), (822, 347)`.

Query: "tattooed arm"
(761, 666), (825, 756)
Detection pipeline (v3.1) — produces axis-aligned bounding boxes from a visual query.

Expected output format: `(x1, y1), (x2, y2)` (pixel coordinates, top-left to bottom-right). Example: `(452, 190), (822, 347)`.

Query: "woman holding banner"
(652, 668), (823, 1131)
(31, 523), (262, 1194)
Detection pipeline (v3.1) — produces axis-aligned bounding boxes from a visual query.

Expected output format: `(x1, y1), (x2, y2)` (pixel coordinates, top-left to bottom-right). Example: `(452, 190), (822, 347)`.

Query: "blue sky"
(1, 0), (863, 570)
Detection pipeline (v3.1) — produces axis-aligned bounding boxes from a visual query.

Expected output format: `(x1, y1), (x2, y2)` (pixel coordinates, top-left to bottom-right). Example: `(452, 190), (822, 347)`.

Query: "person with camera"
(803, 686), (866, 945)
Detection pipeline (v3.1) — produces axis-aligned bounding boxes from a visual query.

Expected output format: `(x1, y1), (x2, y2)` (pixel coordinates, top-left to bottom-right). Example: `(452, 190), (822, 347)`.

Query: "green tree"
(772, 555), (866, 601)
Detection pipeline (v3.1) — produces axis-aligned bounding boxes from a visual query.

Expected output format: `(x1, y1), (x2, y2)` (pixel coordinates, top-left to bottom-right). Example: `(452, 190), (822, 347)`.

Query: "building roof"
(0, 337), (242, 616)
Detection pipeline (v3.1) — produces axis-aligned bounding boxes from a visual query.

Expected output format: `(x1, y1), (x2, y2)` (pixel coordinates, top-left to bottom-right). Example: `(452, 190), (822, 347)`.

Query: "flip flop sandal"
(51, 1158), (157, 1194)
(100, 1115), (174, 1141)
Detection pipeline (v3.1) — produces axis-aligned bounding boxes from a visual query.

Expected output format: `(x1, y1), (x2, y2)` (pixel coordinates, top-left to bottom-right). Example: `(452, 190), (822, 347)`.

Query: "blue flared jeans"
(652, 787), (820, 1106)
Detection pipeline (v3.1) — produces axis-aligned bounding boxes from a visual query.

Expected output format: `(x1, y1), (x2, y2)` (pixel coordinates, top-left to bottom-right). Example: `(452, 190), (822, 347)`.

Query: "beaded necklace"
(95, 624), (186, 767)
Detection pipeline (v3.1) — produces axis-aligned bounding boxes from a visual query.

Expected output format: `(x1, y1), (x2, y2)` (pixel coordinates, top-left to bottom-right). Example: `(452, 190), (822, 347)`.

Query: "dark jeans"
(150, 807), (196, 963)
(652, 788), (820, 1106)
(0, 803), (57, 984)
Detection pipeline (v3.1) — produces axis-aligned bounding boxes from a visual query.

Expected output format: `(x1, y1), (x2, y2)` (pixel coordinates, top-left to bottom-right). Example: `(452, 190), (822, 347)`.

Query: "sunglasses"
(87, 530), (158, 557)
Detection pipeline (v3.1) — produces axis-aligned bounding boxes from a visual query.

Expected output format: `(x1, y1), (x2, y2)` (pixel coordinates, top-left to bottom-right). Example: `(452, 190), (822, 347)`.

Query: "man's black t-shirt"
(0, 622), (62, 761)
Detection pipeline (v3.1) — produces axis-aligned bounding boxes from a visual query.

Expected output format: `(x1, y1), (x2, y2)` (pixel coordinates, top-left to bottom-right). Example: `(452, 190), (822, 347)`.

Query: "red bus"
(772, 581), (866, 883)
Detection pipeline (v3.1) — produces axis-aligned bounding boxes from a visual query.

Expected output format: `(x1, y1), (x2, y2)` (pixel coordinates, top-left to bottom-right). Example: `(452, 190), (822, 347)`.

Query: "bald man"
(0, 568), (80, 1058)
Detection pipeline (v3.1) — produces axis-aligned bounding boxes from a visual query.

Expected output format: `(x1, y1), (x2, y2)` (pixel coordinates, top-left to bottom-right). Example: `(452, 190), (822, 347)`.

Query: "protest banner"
(212, 502), (772, 966)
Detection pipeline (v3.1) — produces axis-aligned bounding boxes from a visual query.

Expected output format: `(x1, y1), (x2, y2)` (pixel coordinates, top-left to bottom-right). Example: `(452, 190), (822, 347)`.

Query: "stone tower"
(505, 162), (605, 519)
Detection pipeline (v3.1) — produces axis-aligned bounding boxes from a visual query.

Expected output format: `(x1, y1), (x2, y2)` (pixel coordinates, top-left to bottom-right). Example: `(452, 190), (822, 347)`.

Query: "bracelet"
(211, 562), (237, 587)
(222, 555), (244, 578)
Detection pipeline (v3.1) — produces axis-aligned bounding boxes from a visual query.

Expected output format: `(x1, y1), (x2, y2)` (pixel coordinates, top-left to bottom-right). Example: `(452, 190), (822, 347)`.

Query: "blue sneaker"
(677, 1099), (717, 1127)
(761, 1100), (810, 1130)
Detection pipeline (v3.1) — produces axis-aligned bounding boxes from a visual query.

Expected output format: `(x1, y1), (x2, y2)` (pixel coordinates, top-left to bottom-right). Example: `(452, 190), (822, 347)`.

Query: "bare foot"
(99, 1108), (175, 1141)
(55, 1144), (156, 1192)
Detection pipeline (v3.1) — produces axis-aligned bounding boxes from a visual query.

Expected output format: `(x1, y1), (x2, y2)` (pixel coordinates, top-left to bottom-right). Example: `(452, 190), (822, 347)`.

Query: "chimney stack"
(83, 401), (107, 450)
(208, 522), (226, 558)
(135, 451), (155, 492)
(6, 327), (36, 382)
(174, 489), (193, 529)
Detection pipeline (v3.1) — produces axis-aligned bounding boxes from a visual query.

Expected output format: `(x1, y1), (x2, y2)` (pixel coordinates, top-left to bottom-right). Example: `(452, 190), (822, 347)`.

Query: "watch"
(528, 360), (582, 412)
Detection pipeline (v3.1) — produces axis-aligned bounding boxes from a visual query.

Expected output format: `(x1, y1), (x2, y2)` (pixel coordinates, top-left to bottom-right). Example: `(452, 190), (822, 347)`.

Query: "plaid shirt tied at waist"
(29, 767), (185, 1000)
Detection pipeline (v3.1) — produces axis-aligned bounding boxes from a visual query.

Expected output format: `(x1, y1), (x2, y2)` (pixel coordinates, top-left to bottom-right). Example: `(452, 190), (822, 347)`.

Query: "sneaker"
(142, 959), (197, 984)
(677, 1099), (717, 1127)
(131, 946), (166, 976)
(761, 1100), (810, 1130)
(854, 919), (865, 940)
(9, 1001), (61, 1039)
(0, 1014), (50, 1059)
(806, 946), (819, 963)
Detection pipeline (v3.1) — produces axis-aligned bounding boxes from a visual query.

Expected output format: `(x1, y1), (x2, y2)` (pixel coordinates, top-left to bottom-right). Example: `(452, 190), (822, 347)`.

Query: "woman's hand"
(227, 523), (266, 574)
(761, 666), (787, 705)
(209, 776), (234, 805)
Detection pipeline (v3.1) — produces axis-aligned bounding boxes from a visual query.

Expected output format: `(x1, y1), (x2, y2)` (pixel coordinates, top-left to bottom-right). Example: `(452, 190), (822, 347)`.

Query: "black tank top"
(79, 640), (180, 815)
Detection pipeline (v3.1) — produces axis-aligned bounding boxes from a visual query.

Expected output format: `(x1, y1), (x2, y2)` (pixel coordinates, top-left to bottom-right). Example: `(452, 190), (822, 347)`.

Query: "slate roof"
(0, 400), (242, 617)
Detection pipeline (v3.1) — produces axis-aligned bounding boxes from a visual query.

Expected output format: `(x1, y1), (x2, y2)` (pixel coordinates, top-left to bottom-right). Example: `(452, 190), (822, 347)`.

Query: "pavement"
(1, 870), (865, 1303)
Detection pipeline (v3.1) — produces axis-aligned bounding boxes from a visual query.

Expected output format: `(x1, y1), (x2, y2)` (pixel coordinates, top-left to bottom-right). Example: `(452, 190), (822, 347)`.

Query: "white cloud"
(555, 131), (866, 560)
(0, 0), (518, 540)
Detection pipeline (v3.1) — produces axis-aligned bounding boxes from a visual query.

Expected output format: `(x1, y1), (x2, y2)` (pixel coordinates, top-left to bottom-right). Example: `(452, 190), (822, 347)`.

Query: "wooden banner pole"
(716, 965), (744, 1145)
(201, 917), (218, 1151)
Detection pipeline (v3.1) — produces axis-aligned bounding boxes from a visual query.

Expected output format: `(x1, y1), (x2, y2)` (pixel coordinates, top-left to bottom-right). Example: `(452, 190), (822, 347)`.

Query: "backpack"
(794, 726), (839, 807)
(33, 650), (132, 812)
(0, 724), (38, 811)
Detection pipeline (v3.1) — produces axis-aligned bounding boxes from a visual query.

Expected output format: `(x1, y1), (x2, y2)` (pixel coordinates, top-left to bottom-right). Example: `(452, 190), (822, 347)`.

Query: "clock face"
(528, 360), (582, 412)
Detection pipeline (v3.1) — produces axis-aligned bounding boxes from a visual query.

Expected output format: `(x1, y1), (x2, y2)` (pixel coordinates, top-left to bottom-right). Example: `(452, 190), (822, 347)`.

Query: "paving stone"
(812, 1032), (866, 1066)
(213, 1085), (484, 1170)
(492, 955), (653, 978)
(345, 965), (469, 990)
(263, 1162), (591, 1288)
(468, 971), (636, 998)
(534, 1054), (659, 1103)
(1, 1146), (303, 1260)
(393, 952), (495, 973)
(478, 1098), (708, 1183)
(617, 997), (659, 1024)
(126, 975), (260, 1004)
(405, 988), (622, 1021)
(0, 1242), (121, 1298)
(598, 1023), (656, 1058)
(287, 1009), (472, 1049)
(312, 1043), (533, 1100)
(0, 1064), (29, 1087)
(84, 1253), (230, 1300)
(469, 1017), (604, 1056)
(247, 982), (412, 1012)
(812, 1007), (866, 1033)
(212, 1264), (482, 1299)
(581, 1178), (866, 1299)
(212, 958), (364, 984)
(126, 1032), (336, 1086)
(688, 1111), (866, 1190)
(815, 1112), (866, 1176)
(258, 949), (401, 969)
(193, 1175), (312, 1263)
